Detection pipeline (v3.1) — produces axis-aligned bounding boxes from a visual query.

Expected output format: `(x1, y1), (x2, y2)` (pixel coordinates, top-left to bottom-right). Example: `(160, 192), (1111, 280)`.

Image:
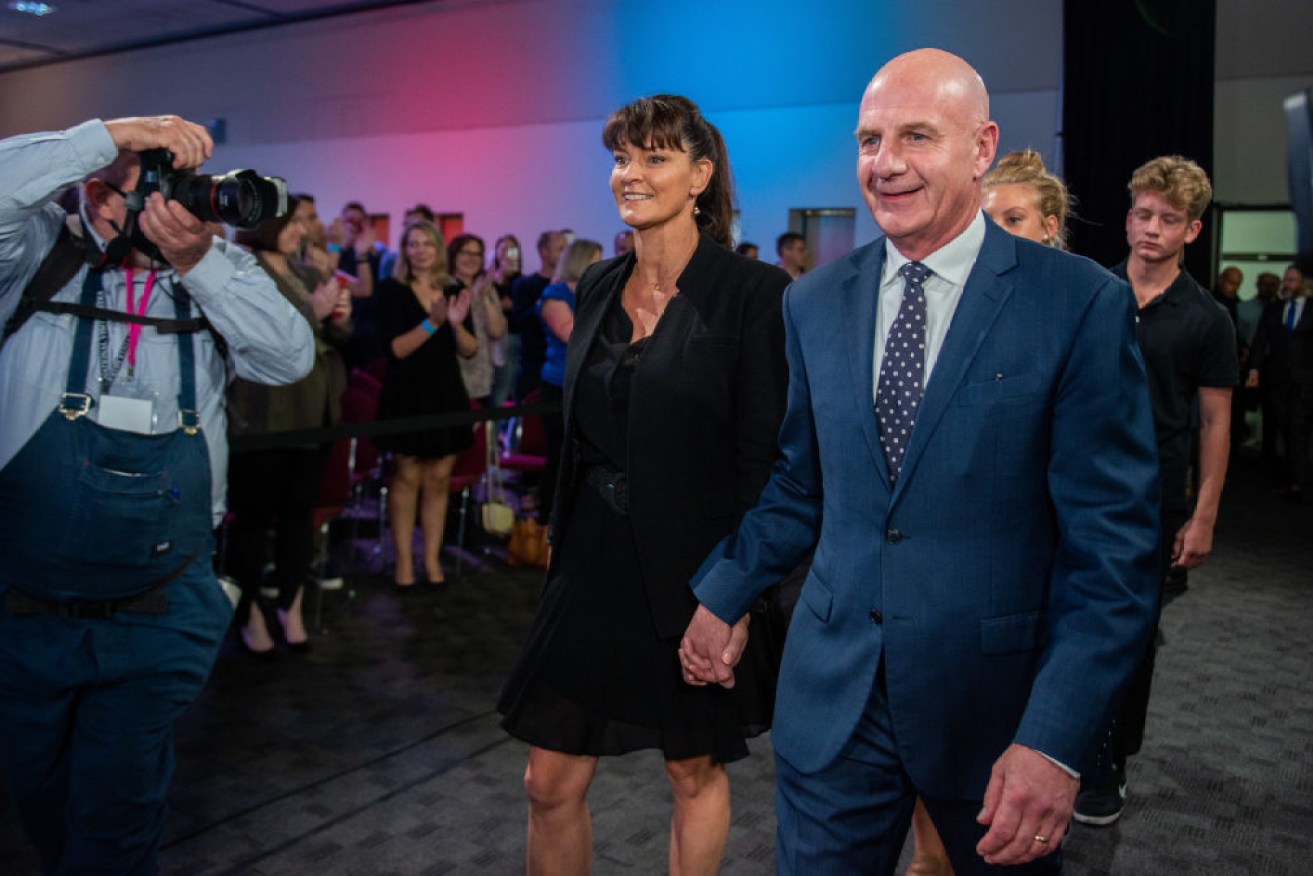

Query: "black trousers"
(1101, 507), (1187, 772)
(225, 446), (329, 615)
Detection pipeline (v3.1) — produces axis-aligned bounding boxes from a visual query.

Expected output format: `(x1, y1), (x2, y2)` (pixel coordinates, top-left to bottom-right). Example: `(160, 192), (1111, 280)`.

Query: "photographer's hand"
(104, 116), (212, 169)
(138, 193), (212, 275)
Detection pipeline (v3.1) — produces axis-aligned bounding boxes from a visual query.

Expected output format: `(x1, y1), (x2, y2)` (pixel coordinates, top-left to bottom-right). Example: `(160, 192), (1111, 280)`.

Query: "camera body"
(136, 148), (287, 230)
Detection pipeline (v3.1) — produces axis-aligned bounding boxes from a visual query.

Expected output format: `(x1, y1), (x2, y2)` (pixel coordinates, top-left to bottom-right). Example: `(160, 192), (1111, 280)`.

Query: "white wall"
(0, 0), (1065, 255)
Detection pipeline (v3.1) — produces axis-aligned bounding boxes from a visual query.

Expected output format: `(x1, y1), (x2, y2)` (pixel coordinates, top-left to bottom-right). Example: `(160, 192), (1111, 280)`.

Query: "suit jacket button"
(885, 529), (902, 544)
(869, 609), (884, 624)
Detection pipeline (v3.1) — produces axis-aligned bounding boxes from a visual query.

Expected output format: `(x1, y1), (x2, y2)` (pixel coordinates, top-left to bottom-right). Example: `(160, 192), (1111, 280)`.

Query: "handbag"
(480, 424), (515, 537)
(507, 516), (549, 569)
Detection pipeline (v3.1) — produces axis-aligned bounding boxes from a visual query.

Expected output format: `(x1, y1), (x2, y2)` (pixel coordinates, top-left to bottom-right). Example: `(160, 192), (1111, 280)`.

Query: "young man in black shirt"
(1076, 155), (1238, 826)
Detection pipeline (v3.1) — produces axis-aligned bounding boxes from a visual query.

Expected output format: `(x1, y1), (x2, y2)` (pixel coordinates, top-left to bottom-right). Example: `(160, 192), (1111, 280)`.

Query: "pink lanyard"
(123, 266), (157, 370)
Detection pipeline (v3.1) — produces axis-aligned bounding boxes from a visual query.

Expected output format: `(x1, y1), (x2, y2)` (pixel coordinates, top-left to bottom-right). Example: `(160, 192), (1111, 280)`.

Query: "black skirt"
(498, 484), (775, 764)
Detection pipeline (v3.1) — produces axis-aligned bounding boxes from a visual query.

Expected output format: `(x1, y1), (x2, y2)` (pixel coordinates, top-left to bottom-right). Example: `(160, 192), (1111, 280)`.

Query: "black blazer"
(1249, 297), (1313, 384)
(549, 233), (791, 638)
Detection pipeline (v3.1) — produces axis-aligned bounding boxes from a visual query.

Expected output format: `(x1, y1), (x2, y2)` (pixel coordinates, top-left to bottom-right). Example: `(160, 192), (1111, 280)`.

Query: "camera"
(136, 148), (287, 229)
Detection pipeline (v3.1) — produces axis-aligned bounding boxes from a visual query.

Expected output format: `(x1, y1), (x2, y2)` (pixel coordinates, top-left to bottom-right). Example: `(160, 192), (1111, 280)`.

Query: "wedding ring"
(1033, 834), (1048, 844)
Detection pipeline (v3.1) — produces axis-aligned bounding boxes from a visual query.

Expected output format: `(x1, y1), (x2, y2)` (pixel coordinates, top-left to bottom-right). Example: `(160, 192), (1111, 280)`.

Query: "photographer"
(0, 116), (313, 874)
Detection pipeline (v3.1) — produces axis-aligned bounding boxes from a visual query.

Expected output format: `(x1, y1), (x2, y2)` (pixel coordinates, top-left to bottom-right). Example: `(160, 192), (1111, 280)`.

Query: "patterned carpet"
(1, 454), (1310, 874)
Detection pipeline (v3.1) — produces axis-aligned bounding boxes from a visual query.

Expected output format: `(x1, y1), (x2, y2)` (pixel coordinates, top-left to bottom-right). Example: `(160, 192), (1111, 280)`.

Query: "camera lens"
(170, 169), (288, 229)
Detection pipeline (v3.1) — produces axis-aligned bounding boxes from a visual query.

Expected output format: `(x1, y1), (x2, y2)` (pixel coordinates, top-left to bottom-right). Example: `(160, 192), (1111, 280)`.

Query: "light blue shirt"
(0, 120), (315, 524)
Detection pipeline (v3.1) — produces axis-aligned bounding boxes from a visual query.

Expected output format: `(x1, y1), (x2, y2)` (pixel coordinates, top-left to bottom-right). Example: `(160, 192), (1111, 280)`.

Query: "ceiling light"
(8, 1), (56, 15)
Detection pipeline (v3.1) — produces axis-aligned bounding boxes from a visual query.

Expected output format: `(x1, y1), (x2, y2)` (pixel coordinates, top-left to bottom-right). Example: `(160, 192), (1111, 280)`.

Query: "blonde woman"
(373, 220), (475, 589)
(981, 149), (1072, 249)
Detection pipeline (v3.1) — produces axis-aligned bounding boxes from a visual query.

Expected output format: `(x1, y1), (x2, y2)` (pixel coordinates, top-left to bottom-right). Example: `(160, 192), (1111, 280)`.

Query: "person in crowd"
(295, 193), (371, 302)
(511, 229), (567, 401)
(331, 200), (385, 368)
(226, 196), (352, 655)
(614, 228), (635, 256)
(893, 144), (1075, 876)
(534, 237), (603, 524)
(1239, 271), (1283, 452)
(981, 149), (1071, 249)
(448, 232), (507, 408)
(1071, 156), (1237, 827)
(735, 241), (760, 260)
(379, 203), (436, 280)
(374, 220), (476, 589)
(1211, 266), (1251, 446)
(499, 94), (791, 876)
(0, 115), (313, 873)
(775, 231), (808, 279)
(681, 49), (1160, 874)
(1247, 264), (1313, 497)
(490, 233), (523, 408)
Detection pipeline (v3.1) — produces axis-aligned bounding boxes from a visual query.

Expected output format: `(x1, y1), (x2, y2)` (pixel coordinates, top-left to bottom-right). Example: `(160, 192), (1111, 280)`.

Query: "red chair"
(501, 389), (547, 473)
(308, 434), (354, 627)
(446, 410), (490, 577)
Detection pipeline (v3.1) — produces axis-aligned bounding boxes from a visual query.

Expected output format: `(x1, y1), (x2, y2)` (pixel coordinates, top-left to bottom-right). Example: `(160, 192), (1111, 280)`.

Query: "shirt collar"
(882, 211), (987, 288)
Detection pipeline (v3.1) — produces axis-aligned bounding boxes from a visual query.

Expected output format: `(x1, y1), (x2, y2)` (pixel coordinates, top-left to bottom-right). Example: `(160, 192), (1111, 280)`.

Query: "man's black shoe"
(1072, 769), (1127, 827)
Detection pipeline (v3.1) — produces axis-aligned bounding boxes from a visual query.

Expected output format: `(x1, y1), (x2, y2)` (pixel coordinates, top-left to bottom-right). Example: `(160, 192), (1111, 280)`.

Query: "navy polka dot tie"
(876, 261), (932, 480)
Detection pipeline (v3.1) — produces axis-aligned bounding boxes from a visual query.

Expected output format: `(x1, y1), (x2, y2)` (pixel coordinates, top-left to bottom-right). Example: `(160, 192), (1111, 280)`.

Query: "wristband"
(326, 243), (341, 253)
(420, 319), (437, 335)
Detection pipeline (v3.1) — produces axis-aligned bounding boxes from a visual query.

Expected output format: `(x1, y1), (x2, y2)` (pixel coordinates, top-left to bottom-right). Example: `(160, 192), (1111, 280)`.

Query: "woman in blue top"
(535, 238), (602, 522)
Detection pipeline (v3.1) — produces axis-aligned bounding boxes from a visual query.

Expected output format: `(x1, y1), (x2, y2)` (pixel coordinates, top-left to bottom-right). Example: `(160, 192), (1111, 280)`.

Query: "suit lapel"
(840, 242), (892, 490)
(893, 224), (1017, 496)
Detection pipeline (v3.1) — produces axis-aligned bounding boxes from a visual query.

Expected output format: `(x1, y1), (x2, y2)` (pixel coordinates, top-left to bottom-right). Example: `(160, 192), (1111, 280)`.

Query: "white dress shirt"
(872, 211), (986, 403)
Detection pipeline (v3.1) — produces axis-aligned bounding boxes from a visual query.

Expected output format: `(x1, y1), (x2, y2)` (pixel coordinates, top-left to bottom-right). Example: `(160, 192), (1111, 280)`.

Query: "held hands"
(104, 115), (212, 169)
(679, 605), (749, 688)
(975, 743), (1077, 866)
(136, 193), (212, 275)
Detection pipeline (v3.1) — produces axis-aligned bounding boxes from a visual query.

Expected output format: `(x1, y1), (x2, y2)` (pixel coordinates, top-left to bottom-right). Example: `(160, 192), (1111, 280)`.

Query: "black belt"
(583, 465), (630, 515)
(5, 584), (170, 619)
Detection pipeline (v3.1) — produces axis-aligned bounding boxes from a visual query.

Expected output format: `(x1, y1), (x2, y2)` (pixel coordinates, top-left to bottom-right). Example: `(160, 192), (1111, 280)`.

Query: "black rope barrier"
(228, 400), (559, 454)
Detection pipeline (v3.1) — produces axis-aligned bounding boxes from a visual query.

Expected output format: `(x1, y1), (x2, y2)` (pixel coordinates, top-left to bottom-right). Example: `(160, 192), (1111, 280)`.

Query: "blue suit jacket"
(692, 219), (1161, 799)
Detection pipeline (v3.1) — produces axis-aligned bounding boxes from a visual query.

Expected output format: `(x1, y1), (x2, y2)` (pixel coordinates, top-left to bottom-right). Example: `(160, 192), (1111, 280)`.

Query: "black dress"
(373, 279), (473, 459)
(498, 297), (770, 764)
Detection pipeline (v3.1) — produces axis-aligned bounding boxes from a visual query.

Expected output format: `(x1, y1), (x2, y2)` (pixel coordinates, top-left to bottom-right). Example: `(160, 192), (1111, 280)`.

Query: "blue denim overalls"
(0, 267), (232, 875)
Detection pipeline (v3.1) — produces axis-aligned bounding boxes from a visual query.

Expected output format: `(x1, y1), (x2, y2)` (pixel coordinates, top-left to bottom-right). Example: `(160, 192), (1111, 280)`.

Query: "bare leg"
(665, 755), (730, 876)
(525, 746), (597, 876)
(906, 797), (953, 876)
(419, 454), (455, 584)
(389, 455), (422, 585)
(277, 585), (308, 646)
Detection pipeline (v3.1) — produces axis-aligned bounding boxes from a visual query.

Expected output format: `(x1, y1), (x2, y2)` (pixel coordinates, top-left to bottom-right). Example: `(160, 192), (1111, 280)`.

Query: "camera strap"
(0, 218), (93, 351)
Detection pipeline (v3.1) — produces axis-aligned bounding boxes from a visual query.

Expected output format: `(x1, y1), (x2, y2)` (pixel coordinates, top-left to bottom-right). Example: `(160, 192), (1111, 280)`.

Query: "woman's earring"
(693, 205), (701, 216)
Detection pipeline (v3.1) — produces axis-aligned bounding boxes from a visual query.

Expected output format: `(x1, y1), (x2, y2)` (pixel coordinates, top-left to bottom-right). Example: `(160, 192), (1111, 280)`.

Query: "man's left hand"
(1171, 515), (1214, 569)
(137, 193), (212, 275)
(975, 743), (1077, 866)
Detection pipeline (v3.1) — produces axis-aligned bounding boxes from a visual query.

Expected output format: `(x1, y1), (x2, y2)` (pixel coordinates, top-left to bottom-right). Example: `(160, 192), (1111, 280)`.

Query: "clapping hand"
(309, 277), (342, 321)
(446, 287), (472, 325)
(428, 292), (449, 327)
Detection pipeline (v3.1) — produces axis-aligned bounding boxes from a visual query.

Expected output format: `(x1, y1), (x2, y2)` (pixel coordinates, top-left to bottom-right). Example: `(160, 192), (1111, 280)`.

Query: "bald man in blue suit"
(681, 49), (1160, 874)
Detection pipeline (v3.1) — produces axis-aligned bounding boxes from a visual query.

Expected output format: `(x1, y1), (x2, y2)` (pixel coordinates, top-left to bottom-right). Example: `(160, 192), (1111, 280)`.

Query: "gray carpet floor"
(2, 454), (1310, 874)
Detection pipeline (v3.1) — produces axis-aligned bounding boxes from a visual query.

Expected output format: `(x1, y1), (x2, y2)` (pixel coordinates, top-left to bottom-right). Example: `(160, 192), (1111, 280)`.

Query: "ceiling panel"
(0, 0), (417, 72)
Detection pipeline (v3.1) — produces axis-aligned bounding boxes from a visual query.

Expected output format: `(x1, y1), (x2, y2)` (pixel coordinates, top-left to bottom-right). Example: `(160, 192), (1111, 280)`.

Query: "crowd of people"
(0, 43), (1308, 876)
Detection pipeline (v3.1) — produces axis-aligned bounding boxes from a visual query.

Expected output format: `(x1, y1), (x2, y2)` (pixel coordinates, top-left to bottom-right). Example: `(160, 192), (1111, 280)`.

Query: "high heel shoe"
(239, 605), (276, 659)
(275, 588), (312, 653)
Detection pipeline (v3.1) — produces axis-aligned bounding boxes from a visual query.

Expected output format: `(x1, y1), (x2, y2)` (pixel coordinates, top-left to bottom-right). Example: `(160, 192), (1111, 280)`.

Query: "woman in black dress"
(498, 95), (791, 875)
(374, 220), (476, 589)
